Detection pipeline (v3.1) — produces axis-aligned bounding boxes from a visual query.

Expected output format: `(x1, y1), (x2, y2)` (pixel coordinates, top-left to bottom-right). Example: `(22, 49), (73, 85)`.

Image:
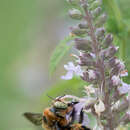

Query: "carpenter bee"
(23, 95), (91, 130)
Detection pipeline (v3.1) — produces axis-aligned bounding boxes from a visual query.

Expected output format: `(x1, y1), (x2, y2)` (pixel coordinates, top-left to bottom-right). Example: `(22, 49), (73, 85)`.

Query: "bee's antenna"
(55, 95), (67, 105)
(47, 94), (67, 105)
(56, 95), (66, 101)
(46, 94), (55, 100)
(59, 94), (66, 99)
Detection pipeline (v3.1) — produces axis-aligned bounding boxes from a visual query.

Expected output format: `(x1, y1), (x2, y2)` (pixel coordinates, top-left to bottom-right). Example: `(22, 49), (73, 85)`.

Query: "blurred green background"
(0, 0), (130, 130)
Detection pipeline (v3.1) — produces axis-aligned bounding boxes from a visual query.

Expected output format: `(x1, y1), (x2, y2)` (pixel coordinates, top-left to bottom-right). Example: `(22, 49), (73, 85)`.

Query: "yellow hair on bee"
(42, 107), (70, 129)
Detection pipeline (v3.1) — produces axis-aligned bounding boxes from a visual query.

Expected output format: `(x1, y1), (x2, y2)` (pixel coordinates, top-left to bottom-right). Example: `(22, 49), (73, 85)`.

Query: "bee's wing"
(23, 112), (42, 126)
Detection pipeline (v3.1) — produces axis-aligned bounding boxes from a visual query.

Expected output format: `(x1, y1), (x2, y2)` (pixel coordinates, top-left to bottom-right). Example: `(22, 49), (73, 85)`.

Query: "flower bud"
(108, 46), (119, 58)
(76, 52), (96, 66)
(82, 69), (101, 83)
(80, 52), (96, 59)
(89, 0), (101, 10)
(78, 55), (95, 66)
(66, 0), (80, 6)
(69, 8), (83, 20)
(108, 57), (117, 68)
(95, 14), (107, 27)
(74, 38), (92, 51)
(95, 27), (105, 39)
(103, 34), (113, 48)
(71, 27), (87, 36)
(100, 45), (119, 59)
(115, 59), (125, 71)
(111, 65), (121, 76)
(91, 7), (102, 18)
(110, 59), (125, 76)
(78, 21), (89, 29)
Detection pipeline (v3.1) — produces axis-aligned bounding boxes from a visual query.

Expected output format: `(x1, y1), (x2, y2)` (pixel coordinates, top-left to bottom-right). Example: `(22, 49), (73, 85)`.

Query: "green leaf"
(40, 77), (88, 106)
(49, 35), (76, 75)
(102, 0), (127, 60)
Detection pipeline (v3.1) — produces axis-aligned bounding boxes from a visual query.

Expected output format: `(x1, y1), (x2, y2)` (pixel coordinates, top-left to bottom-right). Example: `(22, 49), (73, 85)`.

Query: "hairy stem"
(81, 1), (114, 130)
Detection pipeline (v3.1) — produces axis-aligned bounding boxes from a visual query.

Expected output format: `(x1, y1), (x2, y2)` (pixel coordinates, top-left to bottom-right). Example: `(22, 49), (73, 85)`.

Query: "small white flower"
(111, 75), (121, 86)
(94, 99), (105, 117)
(118, 81), (130, 95)
(111, 100), (120, 110)
(61, 62), (83, 80)
(84, 85), (95, 95)
(88, 70), (96, 79)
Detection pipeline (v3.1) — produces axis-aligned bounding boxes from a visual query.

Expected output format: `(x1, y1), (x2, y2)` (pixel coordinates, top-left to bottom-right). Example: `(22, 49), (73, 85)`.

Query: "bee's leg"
(42, 115), (55, 130)
(81, 125), (91, 130)
(55, 122), (62, 130)
(55, 120), (72, 130)
(43, 116), (48, 124)
(69, 107), (75, 124)
(69, 124), (91, 130)
(79, 108), (84, 124)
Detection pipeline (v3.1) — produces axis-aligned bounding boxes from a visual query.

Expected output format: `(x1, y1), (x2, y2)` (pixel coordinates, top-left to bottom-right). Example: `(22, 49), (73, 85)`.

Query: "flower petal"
(64, 62), (75, 71)
(61, 62), (84, 80)
(88, 70), (96, 79)
(94, 99), (105, 116)
(118, 82), (130, 94)
(61, 71), (74, 80)
(74, 65), (83, 76)
(111, 75), (121, 86)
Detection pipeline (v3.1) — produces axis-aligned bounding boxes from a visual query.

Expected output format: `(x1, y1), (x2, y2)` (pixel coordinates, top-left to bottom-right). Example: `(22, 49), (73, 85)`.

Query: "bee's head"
(49, 100), (68, 117)
(49, 95), (79, 117)
(53, 101), (68, 109)
(53, 95), (79, 109)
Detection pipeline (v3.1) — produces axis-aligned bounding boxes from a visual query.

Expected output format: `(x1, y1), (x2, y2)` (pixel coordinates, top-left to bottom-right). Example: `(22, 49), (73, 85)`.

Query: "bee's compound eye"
(54, 101), (67, 109)
(43, 116), (47, 123)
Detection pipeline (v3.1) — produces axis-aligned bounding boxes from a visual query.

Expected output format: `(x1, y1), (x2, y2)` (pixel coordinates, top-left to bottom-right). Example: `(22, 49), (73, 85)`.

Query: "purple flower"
(90, 53), (96, 58)
(61, 62), (83, 80)
(111, 75), (121, 86)
(120, 70), (128, 77)
(118, 82), (130, 94)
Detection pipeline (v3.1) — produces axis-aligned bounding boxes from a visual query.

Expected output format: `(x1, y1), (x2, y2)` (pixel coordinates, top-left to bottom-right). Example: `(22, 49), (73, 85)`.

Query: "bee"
(24, 95), (91, 130)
